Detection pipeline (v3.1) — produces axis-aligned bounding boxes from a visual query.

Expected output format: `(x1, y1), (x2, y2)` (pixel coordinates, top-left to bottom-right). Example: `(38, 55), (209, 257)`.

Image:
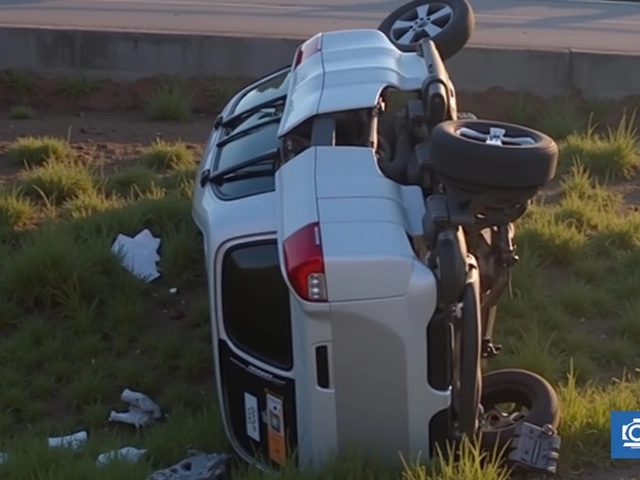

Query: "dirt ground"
(1, 78), (639, 181)
(0, 71), (254, 113)
(0, 69), (639, 126)
(0, 111), (212, 184)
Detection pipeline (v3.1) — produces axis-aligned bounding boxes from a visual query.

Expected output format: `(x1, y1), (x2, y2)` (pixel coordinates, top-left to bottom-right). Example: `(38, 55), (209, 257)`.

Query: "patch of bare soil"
(0, 70), (639, 125)
(1, 110), (213, 144)
(0, 111), (214, 182)
(0, 71), (253, 113)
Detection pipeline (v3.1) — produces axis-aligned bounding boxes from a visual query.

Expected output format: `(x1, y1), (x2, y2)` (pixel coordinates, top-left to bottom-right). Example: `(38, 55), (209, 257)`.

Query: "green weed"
(7, 136), (73, 166)
(141, 139), (195, 171)
(146, 78), (193, 121)
(58, 72), (100, 99)
(8, 105), (35, 120)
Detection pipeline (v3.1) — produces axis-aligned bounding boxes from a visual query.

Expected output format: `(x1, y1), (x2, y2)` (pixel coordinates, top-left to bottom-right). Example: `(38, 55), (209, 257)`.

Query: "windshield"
(219, 107), (281, 145)
(230, 69), (290, 117)
(210, 70), (290, 200)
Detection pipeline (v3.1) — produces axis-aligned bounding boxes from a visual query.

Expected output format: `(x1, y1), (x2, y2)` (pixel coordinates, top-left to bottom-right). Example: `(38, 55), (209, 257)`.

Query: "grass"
(58, 72), (100, 99)
(140, 139), (195, 171)
(206, 79), (237, 111)
(4, 70), (34, 99)
(105, 164), (159, 197)
(504, 93), (534, 125)
(6, 136), (73, 166)
(17, 161), (95, 205)
(0, 188), (35, 234)
(535, 100), (584, 140)
(0, 108), (639, 480)
(584, 98), (611, 123)
(8, 105), (36, 120)
(558, 109), (639, 179)
(146, 77), (193, 121)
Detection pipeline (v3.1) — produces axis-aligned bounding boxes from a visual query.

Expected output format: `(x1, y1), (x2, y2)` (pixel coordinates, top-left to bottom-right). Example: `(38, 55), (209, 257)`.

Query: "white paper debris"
(169, 287), (178, 294)
(147, 451), (229, 480)
(96, 446), (147, 466)
(121, 388), (162, 418)
(0, 452), (8, 464)
(109, 388), (163, 428)
(48, 430), (88, 450)
(108, 410), (155, 428)
(111, 229), (161, 282)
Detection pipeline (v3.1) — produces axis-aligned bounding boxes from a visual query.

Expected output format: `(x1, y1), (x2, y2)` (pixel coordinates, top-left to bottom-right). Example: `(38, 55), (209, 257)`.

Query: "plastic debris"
(122, 388), (162, 418)
(96, 446), (147, 466)
(0, 452), (8, 464)
(109, 410), (154, 428)
(109, 388), (163, 428)
(111, 229), (161, 282)
(48, 430), (88, 450)
(169, 287), (178, 294)
(147, 450), (229, 480)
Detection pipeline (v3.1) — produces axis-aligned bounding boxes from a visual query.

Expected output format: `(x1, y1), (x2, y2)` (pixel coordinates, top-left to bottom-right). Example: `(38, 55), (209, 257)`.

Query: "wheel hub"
(390, 4), (453, 45)
(483, 408), (527, 430)
(455, 126), (537, 146)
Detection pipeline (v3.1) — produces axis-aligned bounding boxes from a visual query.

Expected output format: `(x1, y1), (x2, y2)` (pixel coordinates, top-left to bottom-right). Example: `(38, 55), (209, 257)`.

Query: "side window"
(217, 122), (280, 172)
(214, 122), (281, 199)
(221, 241), (293, 370)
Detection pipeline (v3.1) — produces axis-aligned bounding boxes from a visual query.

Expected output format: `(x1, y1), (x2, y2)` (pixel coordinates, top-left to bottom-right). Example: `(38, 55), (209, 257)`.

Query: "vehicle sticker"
(244, 392), (260, 442)
(266, 390), (286, 466)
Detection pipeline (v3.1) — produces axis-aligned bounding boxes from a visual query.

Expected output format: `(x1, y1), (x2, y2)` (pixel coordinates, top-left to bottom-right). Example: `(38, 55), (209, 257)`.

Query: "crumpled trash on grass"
(0, 452), (8, 464)
(96, 446), (147, 466)
(111, 229), (161, 282)
(48, 430), (88, 450)
(109, 388), (163, 428)
(147, 450), (229, 480)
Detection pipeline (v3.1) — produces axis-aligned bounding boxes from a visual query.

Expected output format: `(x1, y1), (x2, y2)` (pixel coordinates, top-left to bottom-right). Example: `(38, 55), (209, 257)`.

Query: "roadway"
(0, 0), (639, 53)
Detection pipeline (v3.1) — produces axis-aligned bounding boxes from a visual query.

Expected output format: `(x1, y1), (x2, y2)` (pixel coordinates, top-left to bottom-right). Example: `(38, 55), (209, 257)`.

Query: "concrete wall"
(1, 26), (639, 99)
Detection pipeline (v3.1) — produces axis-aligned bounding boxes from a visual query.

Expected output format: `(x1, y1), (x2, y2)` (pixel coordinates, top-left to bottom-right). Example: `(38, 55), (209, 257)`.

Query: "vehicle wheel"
(429, 120), (558, 189)
(378, 0), (475, 59)
(479, 369), (560, 450)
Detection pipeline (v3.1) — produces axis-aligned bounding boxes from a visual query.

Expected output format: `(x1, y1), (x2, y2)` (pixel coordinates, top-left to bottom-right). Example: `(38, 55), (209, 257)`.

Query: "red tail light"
(283, 222), (327, 302)
(294, 34), (322, 69)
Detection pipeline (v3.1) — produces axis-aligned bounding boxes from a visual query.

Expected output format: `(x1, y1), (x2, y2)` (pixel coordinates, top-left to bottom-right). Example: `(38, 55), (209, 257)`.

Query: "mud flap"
(508, 422), (561, 475)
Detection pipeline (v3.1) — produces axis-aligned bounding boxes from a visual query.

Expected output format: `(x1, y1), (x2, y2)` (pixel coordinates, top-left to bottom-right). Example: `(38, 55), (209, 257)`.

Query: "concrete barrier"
(1, 26), (639, 99)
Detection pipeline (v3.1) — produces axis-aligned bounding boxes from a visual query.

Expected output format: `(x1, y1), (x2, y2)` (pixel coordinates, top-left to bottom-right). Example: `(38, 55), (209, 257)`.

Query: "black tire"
(479, 369), (560, 450)
(378, 0), (475, 60)
(430, 120), (558, 189)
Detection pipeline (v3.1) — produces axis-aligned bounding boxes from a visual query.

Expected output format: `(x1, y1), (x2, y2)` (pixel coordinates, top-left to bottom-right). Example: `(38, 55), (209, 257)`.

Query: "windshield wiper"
(216, 116), (281, 148)
(222, 94), (287, 128)
(213, 168), (275, 184)
(207, 150), (280, 184)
